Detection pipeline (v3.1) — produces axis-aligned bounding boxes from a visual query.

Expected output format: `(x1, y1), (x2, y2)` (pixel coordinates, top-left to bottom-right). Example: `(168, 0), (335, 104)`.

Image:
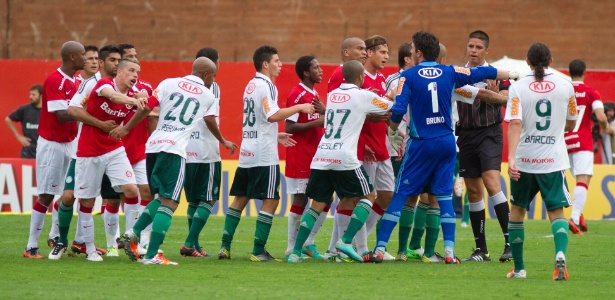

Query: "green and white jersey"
(311, 83), (394, 171)
(146, 75), (215, 158)
(504, 71), (577, 173)
(238, 73), (281, 167)
(186, 82), (220, 163)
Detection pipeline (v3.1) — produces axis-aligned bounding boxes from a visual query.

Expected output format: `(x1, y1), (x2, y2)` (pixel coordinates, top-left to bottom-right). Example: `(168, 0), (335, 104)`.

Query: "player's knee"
(122, 184), (139, 198)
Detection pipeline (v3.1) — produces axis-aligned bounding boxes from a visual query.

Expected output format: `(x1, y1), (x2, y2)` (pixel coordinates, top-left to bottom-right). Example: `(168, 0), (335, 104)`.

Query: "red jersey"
(327, 65), (344, 93)
(123, 79), (154, 164)
(285, 83), (323, 178)
(38, 68), (78, 142)
(77, 78), (139, 157)
(565, 82), (603, 153)
(358, 70), (389, 161)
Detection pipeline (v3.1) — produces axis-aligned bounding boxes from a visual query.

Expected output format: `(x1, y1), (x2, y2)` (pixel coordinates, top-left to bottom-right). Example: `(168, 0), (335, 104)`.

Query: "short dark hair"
(117, 43), (135, 57)
(295, 55), (315, 80)
(84, 45), (99, 53)
(468, 30), (489, 48)
(527, 42), (552, 81)
(195, 47), (219, 62)
(253, 45), (278, 72)
(365, 35), (388, 51)
(412, 31), (440, 61)
(98, 45), (121, 61)
(569, 59), (586, 78)
(398, 42), (411, 69)
(30, 84), (43, 94)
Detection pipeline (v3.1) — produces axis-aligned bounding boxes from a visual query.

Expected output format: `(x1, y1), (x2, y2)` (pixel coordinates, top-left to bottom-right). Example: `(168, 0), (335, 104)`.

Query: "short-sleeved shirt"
(327, 65), (344, 93)
(564, 81), (604, 153)
(504, 71), (577, 173)
(358, 70), (389, 161)
(238, 73), (281, 167)
(77, 78), (142, 157)
(311, 83), (394, 171)
(8, 103), (41, 158)
(285, 82), (323, 178)
(146, 75), (215, 158)
(123, 79), (155, 164)
(69, 72), (102, 158)
(39, 68), (78, 143)
(186, 82), (221, 164)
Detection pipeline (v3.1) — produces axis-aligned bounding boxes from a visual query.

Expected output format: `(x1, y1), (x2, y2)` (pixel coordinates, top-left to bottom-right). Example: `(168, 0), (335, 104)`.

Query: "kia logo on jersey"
(178, 81), (203, 94)
(418, 68), (442, 79)
(329, 93), (350, 103)
(529, 81), (555, 93)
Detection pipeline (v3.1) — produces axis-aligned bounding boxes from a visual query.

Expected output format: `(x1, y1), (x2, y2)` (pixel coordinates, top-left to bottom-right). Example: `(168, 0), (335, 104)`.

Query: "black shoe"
(499, 244), (513, 262)
(116, 238), (125, 249)
(463, 248), (491, 262)
(47, 236), (59, 248)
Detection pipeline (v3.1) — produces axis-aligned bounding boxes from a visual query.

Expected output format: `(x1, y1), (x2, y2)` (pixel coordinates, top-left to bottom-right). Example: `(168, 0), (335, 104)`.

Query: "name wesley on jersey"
(161, 123), (186, 132)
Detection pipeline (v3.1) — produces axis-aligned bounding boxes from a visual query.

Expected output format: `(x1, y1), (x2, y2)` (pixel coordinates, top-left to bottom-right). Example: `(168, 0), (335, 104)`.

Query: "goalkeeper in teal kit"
(373, 31), (518, 263)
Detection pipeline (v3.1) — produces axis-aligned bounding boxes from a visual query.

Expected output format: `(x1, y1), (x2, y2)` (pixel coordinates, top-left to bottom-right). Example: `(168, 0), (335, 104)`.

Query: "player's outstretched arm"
(67, 106), (117, 133)
(108, 99), (151, 140)
(277, 132), (296, 147)
(476, 89), (508, 105)
(285, 118), (324, 134)
(267, 103), (314, 123)
(204, 115), (237, 155)
(100, 87), (144, 107)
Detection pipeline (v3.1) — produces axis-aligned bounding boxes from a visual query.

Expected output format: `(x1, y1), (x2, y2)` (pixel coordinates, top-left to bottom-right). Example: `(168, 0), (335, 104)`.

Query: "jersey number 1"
(428, 82), (438, 113)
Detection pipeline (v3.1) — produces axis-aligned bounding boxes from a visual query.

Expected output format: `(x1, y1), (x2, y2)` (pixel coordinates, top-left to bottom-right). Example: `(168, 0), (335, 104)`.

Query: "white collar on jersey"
(364, 69), (378, 80)
(339, 83), (359, 90)
(183, 75), (205, 85)
(299, 82), (317, 95)
(464, 61), (489, 68)
(255, 72), (273, 83)
(57, 68), (76, 82)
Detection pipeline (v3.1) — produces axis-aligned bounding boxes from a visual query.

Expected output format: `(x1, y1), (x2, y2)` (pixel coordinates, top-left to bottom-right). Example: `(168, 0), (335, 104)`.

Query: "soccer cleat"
(107, 246), (119, 257)
(568, 220), (583, 235)
(302, 244), (325, 259)
(579, 214), (588, 232)
(463, 248), (491, 262)
(142, 253), (178, 265)
(70, 242), (107, 256)
(499, 244), (513, 262)
(460, 222), (469, 228)
(421, 252), (445, 263)
(86, 251), (103, 262)
(287, 253), (303, 263)
(47, 236), (59, 248)
(362, 251), (383, 263)
(445, 256), (461, 264)
(250, 250), (281, 262)
(553, 252), (569, 281)
(336, 253), (354, 263)
(396, 252), (408, 261)
(408, 248), (424, 260)
(122, 229), (140, 262)
(23, 247), (42, 259)
(323, 250), (337, 261)
(507, 268), (527, 279)
(382, 251), (395, 261)
(218, 247), (231, 260)
(180, 245), (204, 257)
(48, 243), (67, 260)
(196, 247), (211, 257)
(335, 239), (363, 262)
(116, 238), (125, 249)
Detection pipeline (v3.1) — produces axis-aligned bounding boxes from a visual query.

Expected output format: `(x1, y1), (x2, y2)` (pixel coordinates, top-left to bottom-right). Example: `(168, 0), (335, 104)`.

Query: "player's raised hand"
(100, 120), (118, 133)
(387, 127), (403, 151)
(277, 132), (297, 147)
(222, 140), (238, 155)
(508, 161), (520, 181)
(486, 80), (500, 93)
(312, 98), (326, 115)
(133, 97), (147, 110)
(298, 103), (315, 115)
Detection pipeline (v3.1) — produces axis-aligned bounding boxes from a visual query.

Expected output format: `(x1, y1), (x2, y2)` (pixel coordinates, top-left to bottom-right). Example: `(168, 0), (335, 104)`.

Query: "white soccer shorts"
(568, 150), (594, 176)
(74, 147), (137, 198)
(36, 137), (74, 195)
(132, 159), (148, 185)
(286, 177), (309, 194)
(361, 159), (395, 192)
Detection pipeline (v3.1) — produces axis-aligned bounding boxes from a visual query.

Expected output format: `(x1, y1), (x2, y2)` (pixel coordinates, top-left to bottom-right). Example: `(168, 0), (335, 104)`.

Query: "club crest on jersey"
(529, 81), (555, 93)
(178, 81), (203, 94)
(246, 83), (256, 94)
(329, 93), (350, 103)
(418, 68), (442, 79)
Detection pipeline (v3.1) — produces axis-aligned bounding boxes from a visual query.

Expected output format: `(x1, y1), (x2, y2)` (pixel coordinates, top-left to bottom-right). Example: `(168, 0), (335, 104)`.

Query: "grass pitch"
(1, 215), (612, 299)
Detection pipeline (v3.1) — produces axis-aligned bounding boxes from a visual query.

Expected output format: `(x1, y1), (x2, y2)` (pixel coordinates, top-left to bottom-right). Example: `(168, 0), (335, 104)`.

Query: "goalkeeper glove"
(387, 127), (403, 151)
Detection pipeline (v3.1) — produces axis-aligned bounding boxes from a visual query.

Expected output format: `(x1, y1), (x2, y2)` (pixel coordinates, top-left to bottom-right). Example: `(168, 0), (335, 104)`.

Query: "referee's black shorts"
(457, 124), (503, 178)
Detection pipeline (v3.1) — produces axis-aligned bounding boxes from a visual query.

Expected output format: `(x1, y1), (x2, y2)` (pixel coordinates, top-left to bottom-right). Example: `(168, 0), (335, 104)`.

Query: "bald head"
(437, 43), (447, 64)
(342, 60), (364, 85)
(192, 57), (217, 88)
(341, 37), (367, 63)
(61, 41), (85, 61)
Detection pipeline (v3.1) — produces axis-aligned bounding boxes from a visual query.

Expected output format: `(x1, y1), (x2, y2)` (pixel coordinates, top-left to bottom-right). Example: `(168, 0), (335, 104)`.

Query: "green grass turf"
(0, 214), (612, 299)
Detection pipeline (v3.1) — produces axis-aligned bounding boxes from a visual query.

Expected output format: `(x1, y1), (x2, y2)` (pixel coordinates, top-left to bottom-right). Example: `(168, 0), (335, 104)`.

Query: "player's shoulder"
(385, 71), (401, 82)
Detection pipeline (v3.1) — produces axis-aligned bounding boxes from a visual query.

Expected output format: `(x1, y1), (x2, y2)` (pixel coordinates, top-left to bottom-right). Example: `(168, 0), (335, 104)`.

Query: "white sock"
(103, 210), (119, 248)
(327, 214), (340, 253)
(287, 211), (302, 253)
(354, 224), (369, 254)
(49, 201), (59, 239)
(139, 225), (152, 248)
(336, 213), (351, 243)
(78, 209), (95, 255)
(489, 191), (507, 206)
(124, 202), (140, 232)
(74, 202), (84, 243)
(27, 210), (47, 249)
(305, 211), (327, 246)
(365, 209), (383, 237)
(571, 184), (588, 224)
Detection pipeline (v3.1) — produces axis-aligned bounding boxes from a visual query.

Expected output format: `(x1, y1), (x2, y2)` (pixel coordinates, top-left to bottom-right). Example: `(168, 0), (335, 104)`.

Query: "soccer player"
(50, 45), (123, 259)
(123, 57), (233, 265)
(5, 84), (42, 159)
(180, 47), (238, 257)
(218, 45), (314, 262)
(61, 59), (149, 262)
(373, 31), (516, 264)
(564, 59), (608, 234)
(505, 42), (576, 280)
(287, 60), (394, 263)
(80, 45), (99, 80)
(284, 55), (326, 259)
(23, 41), (85, 259)
(456, 30), (512, 262)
